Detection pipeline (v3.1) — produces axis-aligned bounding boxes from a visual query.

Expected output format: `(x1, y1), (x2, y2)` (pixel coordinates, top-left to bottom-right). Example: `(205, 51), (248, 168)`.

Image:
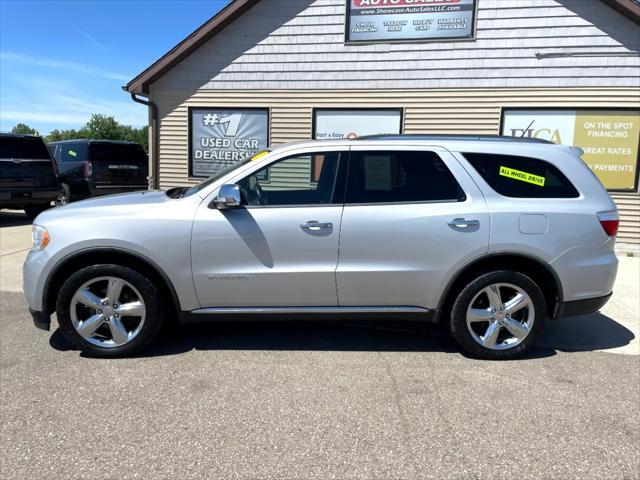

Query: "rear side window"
(345, 150), (465, 204)
(60, 143), (86, 163)
(0, 136), (51, 160)
(89, 143), (147, 163)
(463, 153), (579, 198)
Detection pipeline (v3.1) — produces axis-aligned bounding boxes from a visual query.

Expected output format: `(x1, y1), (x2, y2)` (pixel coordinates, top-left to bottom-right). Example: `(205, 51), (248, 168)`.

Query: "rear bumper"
(557, 292), (612, 319)
(30, 308), (50, 331)
(0, 187), (59, 207)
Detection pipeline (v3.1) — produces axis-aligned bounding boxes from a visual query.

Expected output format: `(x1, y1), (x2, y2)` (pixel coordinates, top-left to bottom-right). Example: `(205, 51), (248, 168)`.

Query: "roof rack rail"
(356, 134), (554, 144)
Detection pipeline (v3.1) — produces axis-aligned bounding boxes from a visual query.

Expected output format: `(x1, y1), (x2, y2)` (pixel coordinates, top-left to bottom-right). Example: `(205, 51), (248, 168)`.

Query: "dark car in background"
(48, 140), (149, 204)
(0, 133), (59, 219)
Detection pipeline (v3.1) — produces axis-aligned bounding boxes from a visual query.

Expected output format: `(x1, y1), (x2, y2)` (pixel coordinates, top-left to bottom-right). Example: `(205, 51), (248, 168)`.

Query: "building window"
(501, 109), (640, 191)
(313, 109), (402, 140)
(189, 107), (268, 178)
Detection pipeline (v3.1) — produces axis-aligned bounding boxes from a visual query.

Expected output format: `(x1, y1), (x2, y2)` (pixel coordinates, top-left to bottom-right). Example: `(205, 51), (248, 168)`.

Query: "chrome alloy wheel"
(70, 276), (146, 348)
(465, 282), (535, 351)
(55, 190), (69, 206)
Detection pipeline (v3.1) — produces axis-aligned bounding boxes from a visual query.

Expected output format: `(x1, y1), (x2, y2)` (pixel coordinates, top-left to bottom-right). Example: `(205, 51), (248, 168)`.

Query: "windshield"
(182, 150), (269, 197)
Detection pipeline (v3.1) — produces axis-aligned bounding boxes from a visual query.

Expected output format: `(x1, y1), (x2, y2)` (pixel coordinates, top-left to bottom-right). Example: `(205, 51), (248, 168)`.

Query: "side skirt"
(178, 306), (436, 324)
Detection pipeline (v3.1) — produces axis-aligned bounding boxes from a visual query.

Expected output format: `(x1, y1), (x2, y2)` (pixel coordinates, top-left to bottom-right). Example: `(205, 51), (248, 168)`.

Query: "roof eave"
(600, 0), (640, 24)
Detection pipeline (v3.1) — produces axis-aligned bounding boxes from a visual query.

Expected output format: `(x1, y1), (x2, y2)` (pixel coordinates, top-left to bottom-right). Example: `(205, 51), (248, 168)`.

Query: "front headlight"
(32, 225), (50, 251)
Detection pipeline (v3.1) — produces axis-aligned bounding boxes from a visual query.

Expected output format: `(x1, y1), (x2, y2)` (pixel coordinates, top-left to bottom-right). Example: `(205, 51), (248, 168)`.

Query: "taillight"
(597, 211), (619, 237)
(82, 160), (93, 179)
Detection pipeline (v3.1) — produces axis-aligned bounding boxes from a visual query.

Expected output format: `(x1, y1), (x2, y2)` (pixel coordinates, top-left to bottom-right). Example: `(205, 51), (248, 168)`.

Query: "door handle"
(300, 221), (333, 231)
(448, 218), (480, 229)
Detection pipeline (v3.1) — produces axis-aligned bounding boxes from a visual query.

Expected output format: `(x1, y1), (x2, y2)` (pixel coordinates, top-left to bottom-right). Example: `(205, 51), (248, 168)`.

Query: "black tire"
(55, 183), (71, 206)
(24, 204), (50, 220)
(56, 264), (165, 357)
(449, 270), (546, 360)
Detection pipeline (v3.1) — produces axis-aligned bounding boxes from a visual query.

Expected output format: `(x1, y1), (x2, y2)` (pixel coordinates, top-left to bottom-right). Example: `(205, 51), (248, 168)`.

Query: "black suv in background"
(0, 133), (59, 219)
(48, 140), (149, 204)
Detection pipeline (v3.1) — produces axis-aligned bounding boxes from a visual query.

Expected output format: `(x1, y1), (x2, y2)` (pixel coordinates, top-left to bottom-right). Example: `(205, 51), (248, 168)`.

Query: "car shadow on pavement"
(49, 319), (564, 360)
(536, 312), (636, 353)
(0, 211), (32, 227)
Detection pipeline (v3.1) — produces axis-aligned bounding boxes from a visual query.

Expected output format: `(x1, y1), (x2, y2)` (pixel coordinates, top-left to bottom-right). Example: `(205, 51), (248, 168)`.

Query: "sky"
(0, 0), (230, 135)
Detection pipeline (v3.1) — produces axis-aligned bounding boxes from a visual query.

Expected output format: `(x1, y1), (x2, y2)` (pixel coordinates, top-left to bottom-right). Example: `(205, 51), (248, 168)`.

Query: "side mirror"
(212, 184), (242, 209)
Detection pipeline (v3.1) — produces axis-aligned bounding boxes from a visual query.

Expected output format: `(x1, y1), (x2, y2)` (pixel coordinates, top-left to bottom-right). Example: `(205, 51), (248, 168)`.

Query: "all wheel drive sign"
(346, 0), (476, 43)
(190, 108), (268, 177)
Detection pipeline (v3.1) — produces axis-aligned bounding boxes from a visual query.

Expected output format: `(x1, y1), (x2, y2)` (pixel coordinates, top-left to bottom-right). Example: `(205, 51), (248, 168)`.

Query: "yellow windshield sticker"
(499, 166), (545, 187)
(68, 150), (77, 157)
(250, 150), (269, 161)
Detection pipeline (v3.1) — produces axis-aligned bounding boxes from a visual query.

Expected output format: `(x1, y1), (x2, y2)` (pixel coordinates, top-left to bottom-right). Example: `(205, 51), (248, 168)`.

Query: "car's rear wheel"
(56, 264), (165, 357)
(449, 271), (546, 360)
(55, 184), (71, 206)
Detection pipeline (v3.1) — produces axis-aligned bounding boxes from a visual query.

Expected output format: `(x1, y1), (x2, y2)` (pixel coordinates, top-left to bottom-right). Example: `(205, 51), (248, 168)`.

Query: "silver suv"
(24, 135), (619, 359)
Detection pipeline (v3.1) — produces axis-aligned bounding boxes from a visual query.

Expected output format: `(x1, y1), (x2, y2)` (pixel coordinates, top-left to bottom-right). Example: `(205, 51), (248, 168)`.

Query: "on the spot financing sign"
(502, 109), (640, 190)
(190, 108), (268, 177)
(346, 0), (476, 43)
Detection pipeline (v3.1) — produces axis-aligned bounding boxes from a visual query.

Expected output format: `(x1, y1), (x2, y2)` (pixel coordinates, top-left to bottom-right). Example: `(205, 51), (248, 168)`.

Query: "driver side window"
(237, 151), (343, 207)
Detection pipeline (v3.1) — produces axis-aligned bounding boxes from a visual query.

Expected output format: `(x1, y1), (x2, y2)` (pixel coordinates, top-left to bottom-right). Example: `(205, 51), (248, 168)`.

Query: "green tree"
(46, 128), (83, 143)
(118, 124), (149, 151)
(83, 114), (121, 140)
(11, 123), (39, 136)
(44, 115), (148, 152)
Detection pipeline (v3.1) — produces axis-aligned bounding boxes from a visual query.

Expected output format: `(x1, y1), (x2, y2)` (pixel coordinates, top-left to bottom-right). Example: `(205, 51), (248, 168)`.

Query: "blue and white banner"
(190, 108), (268, 177)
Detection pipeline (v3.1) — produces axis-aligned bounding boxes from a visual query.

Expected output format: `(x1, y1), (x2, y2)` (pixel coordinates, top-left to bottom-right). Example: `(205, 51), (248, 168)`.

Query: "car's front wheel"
(449, 271), (546, 360)
(56, 264), (165, 357)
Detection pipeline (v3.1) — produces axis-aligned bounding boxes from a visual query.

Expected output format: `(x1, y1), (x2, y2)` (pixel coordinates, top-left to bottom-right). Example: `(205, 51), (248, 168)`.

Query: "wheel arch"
(434, 252), (563, 324)
(44, 247), (181, 316)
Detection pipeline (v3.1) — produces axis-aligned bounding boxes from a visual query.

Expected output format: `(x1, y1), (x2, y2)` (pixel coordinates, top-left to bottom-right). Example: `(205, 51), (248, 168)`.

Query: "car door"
(336, 145), (490, 310)
(191, 147), (347, 308)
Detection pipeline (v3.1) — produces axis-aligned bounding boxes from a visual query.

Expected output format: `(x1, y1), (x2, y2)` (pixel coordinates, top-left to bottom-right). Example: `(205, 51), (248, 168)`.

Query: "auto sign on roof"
(346, 0), (477, 43)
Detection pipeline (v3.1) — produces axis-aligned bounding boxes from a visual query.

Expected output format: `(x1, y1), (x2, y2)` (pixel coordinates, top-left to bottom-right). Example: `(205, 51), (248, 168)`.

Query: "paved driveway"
(1, 210), (639, 479)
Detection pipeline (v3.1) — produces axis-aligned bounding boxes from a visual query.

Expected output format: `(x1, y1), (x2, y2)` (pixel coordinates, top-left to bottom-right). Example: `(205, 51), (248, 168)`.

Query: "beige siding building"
(126, 0), (640, 245)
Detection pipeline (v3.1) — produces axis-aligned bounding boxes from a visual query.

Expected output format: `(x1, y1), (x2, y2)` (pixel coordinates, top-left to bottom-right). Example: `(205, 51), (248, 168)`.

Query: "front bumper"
(30, 308), (50, 331)
(23, 248), (50, 313)
(25, 248), (51, 330)
(557, 292), (612, 319)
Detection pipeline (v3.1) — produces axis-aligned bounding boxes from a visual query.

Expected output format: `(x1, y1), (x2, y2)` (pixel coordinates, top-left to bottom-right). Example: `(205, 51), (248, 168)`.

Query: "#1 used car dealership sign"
(190, 108), (268, 177)
(347, 0), (476, 42)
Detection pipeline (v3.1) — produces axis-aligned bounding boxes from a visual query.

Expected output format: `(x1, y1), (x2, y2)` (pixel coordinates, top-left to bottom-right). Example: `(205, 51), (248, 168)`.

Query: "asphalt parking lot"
(1, 210), (639, 479)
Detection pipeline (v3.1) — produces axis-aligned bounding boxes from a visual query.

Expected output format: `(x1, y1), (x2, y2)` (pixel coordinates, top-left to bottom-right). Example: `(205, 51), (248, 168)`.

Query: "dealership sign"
(314, 109), (402, 139)
(190, 108), (268, 177)
(502, 109), (640, 190)
(346, 0), (476, 43)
